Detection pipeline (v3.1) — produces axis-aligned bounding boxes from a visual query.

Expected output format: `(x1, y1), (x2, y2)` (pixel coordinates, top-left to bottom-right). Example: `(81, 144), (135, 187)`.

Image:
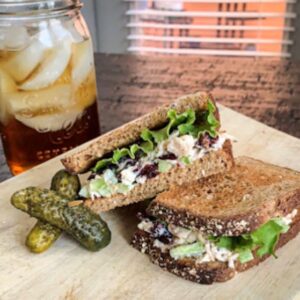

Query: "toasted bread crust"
(147, 157), (300, 236)
(84, 140), (234, 212)
(131, 212), (300, 284)
(61, 92), (215, 173)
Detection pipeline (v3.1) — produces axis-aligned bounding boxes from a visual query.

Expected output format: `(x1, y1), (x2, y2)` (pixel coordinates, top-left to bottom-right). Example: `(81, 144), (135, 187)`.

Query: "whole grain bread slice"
(61, 92), (219, 174)
(147, 157), (300, 236)
(131, 212), (300, 284)
(84, 140), (234, 212)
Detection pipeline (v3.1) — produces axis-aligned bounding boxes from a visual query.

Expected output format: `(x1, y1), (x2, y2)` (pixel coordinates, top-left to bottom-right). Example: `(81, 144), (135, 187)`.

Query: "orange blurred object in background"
(140, 1), (287, 54)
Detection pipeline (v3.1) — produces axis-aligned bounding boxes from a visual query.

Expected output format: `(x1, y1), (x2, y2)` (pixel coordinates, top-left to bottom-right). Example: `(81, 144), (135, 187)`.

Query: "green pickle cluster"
(11, 170), (111, 253)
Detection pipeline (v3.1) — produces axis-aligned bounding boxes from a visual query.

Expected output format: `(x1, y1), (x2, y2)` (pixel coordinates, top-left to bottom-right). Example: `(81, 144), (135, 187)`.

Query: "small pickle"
(26, 221), (62, 253)
(12, 187), (111, 251)
(26, 170), (81, 253)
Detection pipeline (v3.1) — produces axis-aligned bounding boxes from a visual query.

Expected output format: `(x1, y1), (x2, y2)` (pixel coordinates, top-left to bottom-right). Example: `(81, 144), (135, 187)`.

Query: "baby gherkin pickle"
(11, 187), (111, 251)
(25, 170), (81, 253)
(26, 221), (62, 253)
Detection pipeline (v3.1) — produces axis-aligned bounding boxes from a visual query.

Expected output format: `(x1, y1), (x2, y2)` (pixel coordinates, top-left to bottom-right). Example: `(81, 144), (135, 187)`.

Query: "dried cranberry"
(137, 213), (173, 244)
(210, 137), (219, 147)
(159, 152), (177, 160)
(152, 222), (169, 237)
(151, 221), (173, 244)
(198, 133), (219, 149)
(88, 173), (96, 180)
(139, 163), (158, 179)
(158, 235), (173, 244)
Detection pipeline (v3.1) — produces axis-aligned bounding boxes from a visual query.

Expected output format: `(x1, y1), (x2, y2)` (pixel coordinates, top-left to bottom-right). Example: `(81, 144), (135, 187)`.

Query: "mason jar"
(0, 0), (100, 175)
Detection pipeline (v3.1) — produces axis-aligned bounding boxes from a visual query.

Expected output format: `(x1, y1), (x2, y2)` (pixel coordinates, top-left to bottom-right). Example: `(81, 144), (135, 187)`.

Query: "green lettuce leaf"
(212, 218), (289, 264)
(142, 108), (196, 144)
(92, 100), (219, 172)
(93, 139), (154, 172)
(250, 219), (287, 258)
(215, 236), (235, 250)
(272, 217), (290, 233)
(93, 158), (112, 172)
(178, 99), (220, 138)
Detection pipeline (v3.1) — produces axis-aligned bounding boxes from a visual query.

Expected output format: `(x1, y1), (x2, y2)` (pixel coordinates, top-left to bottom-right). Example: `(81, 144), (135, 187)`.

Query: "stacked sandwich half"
(62, 92), (300, 284)
(132, 157), (300, 284)
(62, 92), (234, 212)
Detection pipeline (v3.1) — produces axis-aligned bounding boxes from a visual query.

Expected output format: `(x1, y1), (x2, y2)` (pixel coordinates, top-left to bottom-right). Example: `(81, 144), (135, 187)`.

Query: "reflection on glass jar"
(0, 0), (100, 175)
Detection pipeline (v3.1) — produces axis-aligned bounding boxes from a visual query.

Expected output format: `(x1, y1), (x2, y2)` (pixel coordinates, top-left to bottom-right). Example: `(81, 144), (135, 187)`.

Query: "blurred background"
(1, 0), (299, 180)
(82, 0), (299, 60)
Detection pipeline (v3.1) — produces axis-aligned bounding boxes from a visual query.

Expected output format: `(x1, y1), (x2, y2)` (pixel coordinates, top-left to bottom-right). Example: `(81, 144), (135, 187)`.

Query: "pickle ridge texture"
(12, 186), (111, 251)
(26, 170), (81, 253)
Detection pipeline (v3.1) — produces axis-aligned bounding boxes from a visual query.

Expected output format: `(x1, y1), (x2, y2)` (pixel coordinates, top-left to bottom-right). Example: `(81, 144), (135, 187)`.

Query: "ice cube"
(20, 40), (72, 90)
(4, 26), (30, 50)
(37, 21), (55, 48)
(50, 19), (72, 42)
(37, 20), (72, 48)
(15, 106), (83, 132)
(72, 39), (94, 87)
(0, 68), (17, 124)
(4, 39), (45, 82)
(8, 84), (72, 115)
(64, 19), (85, 44)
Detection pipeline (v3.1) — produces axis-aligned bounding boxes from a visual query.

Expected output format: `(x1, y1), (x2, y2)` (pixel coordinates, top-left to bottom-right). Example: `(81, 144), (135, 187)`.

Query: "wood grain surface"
(0, 105), (300, 300)
(0, 55), (299, 182)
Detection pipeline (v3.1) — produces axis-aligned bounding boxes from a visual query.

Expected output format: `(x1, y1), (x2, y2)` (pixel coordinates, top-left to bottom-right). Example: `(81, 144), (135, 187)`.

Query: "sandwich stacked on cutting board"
(131, 157), (300, 284)
(11, 92), (300, 285)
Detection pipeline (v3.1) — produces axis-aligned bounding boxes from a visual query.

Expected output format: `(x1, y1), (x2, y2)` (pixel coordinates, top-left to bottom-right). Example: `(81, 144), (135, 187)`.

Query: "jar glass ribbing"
(0, 0), (100, 175)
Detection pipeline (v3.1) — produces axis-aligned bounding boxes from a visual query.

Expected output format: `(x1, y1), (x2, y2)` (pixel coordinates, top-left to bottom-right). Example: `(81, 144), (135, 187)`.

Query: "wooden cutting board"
(1, 105), (300, 300)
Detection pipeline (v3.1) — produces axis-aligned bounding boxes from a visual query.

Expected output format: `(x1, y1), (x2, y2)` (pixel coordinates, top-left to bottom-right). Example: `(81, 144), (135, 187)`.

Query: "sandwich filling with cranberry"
(80, 100), (229, 199)
(136, 209), (298, 269)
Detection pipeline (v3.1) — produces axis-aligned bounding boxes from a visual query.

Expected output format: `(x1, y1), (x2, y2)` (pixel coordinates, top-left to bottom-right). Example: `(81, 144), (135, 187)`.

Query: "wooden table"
(0, 54), (299, 181)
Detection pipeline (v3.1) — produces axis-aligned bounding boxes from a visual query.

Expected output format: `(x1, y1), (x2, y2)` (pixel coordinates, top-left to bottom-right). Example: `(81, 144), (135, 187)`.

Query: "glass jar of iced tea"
(0, 0), (100, 175)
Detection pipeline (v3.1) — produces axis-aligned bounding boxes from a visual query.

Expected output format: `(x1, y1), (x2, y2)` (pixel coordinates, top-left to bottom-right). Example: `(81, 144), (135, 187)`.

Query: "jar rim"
(0, 0), (82, 19)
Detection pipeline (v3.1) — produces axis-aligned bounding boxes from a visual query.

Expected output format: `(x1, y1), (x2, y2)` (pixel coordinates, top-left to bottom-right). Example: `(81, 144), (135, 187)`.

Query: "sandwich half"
(61, 92), (234, 212)
(131, 156), (300, 284)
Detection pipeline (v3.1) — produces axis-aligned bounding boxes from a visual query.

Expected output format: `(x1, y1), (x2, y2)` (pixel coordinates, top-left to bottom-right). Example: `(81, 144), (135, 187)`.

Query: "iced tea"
(0, 19), (100, 175)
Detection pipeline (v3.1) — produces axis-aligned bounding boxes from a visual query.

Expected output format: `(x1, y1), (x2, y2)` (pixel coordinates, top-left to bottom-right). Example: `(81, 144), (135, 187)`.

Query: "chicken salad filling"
(137, 209), (298, 269)
(79, 100), (224, 199)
